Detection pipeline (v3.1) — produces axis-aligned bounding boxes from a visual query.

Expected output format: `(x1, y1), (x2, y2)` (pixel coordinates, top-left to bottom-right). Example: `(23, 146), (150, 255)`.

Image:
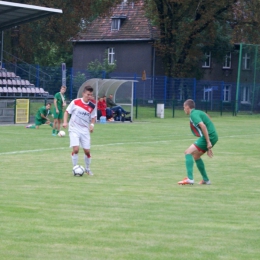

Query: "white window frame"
(203, 86), (212, 101)
(111, 18), (121, 31)
(241, 86), (250, 103)
(202, 52), (211, 68)
(178, 87), (183, 101)
(242, 53), (250, 70)
(223, 52), (231, 69)
(223, 84), (231, 102)
(108, 48), (115, 64)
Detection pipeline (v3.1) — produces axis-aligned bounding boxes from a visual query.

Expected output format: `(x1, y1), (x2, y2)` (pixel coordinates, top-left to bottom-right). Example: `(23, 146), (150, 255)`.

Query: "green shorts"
(194, 134), (218, 152)
(35, 118), (47, 126)
(53, 109), (63, 120)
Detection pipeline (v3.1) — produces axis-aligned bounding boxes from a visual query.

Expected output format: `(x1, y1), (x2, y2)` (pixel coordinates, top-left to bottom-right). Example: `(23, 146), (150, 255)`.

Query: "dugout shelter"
(77, 78), (137, 120)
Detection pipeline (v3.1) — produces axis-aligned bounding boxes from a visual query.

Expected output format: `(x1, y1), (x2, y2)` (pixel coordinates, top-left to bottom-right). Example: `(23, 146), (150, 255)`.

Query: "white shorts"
(69, 131), (90, 149)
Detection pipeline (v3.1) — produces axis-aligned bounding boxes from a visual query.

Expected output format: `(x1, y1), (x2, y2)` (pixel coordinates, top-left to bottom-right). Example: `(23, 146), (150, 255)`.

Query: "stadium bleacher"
(0, 68), (49, 97)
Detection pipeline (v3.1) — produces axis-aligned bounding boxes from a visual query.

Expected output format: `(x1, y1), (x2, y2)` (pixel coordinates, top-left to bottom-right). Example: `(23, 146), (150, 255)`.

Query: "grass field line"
(0, 133), (258, 155)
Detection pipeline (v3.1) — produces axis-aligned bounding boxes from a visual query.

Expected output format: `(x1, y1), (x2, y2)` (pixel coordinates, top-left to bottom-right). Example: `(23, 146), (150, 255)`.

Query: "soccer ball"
(58, 130), (66, 137)
(72, 165), (85, 177)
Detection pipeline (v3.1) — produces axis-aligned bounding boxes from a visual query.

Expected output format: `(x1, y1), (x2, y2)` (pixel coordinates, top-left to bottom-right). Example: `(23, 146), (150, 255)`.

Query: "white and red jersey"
(66, 98), (96, 134)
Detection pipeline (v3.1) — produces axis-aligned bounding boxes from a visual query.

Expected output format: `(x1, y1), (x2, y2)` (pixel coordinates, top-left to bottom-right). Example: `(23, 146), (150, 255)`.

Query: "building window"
(242, 53), (250, 70)
(202, 52), (211, 68)
(241, 86), (250, 103)
(178, 87), (184, 101)
(111, 18), (121, 30)
(203, 86), (212, 101)
(108, 48), (115, 64)
(223, 52), (231, 69)
(223, 85), (231, 102)
(177, 85), (189, 101)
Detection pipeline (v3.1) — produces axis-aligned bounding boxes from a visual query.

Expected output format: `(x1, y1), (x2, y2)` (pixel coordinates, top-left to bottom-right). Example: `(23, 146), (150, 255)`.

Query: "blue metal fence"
(2, 63), (260, 112)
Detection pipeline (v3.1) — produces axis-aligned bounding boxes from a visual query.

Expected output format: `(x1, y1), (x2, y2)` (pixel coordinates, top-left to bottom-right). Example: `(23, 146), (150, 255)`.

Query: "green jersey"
(189, 109), (217, 137)
(54, 92), (66, 110)
(35, 106), (51, 120)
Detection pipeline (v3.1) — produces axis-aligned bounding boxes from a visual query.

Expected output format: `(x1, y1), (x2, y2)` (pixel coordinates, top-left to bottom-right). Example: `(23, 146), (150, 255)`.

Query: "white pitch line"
(0, 139), (188, 155)
(0, 133), (259, 155)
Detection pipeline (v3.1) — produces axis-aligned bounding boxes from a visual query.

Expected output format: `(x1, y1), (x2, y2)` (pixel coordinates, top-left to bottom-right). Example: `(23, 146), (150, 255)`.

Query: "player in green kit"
(52, 85), (67, 136)
(26, 103), (53, 129)
(178, 99), (218, 185)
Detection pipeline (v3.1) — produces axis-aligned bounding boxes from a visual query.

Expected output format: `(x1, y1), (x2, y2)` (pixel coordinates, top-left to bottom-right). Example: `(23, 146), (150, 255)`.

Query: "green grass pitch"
(0, 115), (260, 260)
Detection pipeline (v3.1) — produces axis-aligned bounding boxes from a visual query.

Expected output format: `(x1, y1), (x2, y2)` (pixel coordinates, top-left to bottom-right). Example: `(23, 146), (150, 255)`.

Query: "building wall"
(73, 41), (165, 76)
(202, 52), (239, 83)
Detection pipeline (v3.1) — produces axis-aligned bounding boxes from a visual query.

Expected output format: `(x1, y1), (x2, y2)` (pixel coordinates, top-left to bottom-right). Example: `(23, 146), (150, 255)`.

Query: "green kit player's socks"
(50, 123), (53, 127)
(52, 129), (56, 134)
(185, 154), (194, 180)
(29, 125), (36, 129)
(195, 158), (209, 181)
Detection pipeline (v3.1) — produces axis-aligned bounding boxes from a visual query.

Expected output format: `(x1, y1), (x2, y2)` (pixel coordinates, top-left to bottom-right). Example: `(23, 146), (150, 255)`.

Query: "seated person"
(106, 94), (130, 120)
(97, 97), (106, 119)
(26, 103), (53, 129)
(102, 95), (114, 120)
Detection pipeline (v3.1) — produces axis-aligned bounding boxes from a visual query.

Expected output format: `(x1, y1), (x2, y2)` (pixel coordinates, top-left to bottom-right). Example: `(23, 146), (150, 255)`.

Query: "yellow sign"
(16, 99), (29, 123)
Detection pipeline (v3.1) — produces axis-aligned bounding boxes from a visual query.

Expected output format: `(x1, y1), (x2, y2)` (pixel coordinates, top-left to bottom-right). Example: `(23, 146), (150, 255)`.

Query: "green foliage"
(73, 71), (87, 93)
(87, 50), (117, 78)
(145, 0), (260, 78)
(4, 0), (120, 67)
(87, 59), (104, 78)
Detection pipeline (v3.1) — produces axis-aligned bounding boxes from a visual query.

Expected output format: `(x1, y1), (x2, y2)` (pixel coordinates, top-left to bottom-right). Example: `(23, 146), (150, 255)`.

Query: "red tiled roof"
(73, 1), (158, 42)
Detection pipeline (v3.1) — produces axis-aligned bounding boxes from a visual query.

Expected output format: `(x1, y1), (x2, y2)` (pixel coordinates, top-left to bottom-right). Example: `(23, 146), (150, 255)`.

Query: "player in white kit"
(63, 86), (97, 175)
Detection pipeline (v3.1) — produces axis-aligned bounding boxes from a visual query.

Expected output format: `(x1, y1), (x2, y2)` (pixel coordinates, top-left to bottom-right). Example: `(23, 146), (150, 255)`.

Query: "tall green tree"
(4, 0), (121, 66)
(144, 0), (260, 78)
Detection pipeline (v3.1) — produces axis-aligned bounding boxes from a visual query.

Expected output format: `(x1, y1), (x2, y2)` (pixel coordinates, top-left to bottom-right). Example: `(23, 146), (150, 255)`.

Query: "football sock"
(56, 130), (59, 134)
(71, 153), (78, 166)
(185, 154), (194, 180)
(84, 154), (91, 170)
(52, 129), (56, 134)
(50, 123), (53, 127)
(195, 158), (209, 181)
(29, 124), (36, 129)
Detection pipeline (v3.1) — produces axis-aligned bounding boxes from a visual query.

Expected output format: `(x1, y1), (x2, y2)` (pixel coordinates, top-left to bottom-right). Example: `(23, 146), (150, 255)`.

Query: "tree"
(4, 0), (121, 66)
(144, 0), (260, 78)
(87, 50), (117, 78)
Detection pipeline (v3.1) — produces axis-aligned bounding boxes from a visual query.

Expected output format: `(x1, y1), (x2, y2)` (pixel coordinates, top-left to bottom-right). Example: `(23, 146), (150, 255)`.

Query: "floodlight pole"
(235, 43), (243, 115)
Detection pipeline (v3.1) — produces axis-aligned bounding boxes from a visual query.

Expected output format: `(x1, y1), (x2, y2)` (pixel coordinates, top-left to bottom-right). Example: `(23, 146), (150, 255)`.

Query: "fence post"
(14, 99), (16, 124)
(172, 100), (175, 118)
(36, 64), (40, 87)
(135, 98), (138, 119)
(154, 100), (157, 117)
(70, 67), (73, 100)
(193, 78), (196, 100)
(164, 76), (167, 105)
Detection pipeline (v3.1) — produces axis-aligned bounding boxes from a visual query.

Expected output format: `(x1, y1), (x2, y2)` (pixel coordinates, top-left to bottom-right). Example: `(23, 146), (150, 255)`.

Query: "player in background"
(52, 85), (67, 136)
(178, 99), (218, 185)
(63, 86), (97, 175)
(26, 103), (53, 129)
